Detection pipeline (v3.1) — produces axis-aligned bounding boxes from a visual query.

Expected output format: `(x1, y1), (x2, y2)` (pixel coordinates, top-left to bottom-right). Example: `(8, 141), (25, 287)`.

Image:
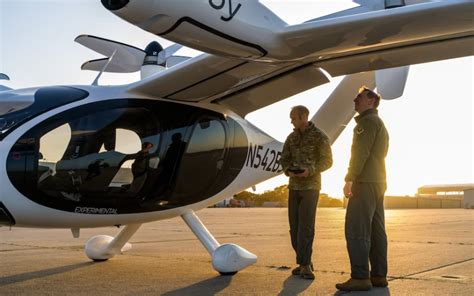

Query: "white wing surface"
(124, 0), (473, 116)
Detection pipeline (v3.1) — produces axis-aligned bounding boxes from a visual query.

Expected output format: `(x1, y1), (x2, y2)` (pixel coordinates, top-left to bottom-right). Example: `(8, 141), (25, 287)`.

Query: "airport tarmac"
(1, 208), (472, 295)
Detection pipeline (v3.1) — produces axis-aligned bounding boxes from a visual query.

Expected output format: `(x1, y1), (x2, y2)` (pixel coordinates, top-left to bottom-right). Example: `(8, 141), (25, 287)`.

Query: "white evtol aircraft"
(0, 0), (472, 275)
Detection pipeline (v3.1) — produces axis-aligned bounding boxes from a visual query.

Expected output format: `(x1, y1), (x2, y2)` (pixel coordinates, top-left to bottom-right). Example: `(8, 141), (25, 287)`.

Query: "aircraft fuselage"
(0, 85), (283, 228)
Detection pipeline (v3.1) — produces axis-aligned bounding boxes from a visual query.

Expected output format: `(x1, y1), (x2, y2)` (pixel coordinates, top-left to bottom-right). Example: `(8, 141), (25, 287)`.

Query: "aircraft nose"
(101, 0), (129, 11)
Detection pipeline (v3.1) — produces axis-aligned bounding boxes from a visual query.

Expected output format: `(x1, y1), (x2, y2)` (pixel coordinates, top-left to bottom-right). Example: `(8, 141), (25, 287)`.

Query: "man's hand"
(298, 168), (309, 178)
(343, 181), (353, 198)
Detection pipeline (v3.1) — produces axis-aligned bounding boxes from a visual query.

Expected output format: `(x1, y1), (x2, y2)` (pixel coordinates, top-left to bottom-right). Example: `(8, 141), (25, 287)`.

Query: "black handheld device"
(287, 167), (305, 174)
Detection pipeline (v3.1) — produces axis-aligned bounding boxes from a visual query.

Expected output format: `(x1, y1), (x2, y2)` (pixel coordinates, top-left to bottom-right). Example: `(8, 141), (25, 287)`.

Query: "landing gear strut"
(181, 210), (257, 275)
(83, 210), (256, 275)
(85, 223), (141, 261)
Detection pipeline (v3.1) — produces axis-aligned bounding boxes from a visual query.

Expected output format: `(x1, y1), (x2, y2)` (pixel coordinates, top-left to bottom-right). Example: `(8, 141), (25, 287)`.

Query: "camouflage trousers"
(288, 189), (319, 266)
(345, 182), (388, 279)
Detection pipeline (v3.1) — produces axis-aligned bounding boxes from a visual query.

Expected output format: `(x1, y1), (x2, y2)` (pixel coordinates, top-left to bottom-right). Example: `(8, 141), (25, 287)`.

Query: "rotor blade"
(157, 43), (183, 65)
(165, 56), (191, 68)
(353, 0), (430, 7)
(306, 6), (375, 22)
(163, 43), (183, 58)
(75, 35), (146, 69)
(311, 0), (428, 22)
(81, 58), (141, 73)
(375, 66), (409, 100)
(306, 0), (382, 22)
(311, 72), (375, 144)
(0, 73), (10, 80)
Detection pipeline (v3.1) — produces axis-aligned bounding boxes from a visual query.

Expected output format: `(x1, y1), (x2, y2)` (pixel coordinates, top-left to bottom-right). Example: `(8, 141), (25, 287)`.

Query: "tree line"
(234, 185), (342, 207)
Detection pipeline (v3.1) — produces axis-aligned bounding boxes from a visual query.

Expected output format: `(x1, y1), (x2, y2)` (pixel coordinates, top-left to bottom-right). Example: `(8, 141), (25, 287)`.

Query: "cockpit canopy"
(6, 99), (248, 214)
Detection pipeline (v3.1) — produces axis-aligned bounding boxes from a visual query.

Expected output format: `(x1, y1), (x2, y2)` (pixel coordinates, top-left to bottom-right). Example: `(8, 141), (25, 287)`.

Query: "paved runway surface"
(1, 208), (473, 295)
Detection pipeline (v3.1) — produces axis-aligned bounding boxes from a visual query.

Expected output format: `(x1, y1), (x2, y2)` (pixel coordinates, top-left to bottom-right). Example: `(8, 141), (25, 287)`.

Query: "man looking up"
(280, 105), (333, 280)
(336, 86), (389, 291)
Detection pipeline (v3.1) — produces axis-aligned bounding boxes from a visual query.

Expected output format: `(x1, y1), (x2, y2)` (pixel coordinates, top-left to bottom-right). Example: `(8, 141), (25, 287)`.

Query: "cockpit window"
(0, 86), (88, 140)
(6, 99), (248, 214)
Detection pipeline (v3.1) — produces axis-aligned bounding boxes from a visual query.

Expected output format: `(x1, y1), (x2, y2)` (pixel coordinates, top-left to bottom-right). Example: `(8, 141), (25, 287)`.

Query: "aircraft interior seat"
(56, 151), (126, 170)
(127, 173), (147, 193)
(37, 165), (52, 184)
(53, 151), (127, 194)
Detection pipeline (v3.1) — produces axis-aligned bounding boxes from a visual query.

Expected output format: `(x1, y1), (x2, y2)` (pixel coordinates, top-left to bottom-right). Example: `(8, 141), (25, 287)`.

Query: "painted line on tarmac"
(389, 258), (474, 282)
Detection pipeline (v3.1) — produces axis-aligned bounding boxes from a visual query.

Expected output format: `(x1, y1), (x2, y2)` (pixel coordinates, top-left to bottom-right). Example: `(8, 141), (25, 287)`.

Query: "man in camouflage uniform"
(336, 87), (389, 291)
(280, 105), (333, 280)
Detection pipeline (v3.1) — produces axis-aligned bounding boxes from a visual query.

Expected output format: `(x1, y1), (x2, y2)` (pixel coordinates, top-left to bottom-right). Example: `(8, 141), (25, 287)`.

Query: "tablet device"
(288, 167), (304, 174)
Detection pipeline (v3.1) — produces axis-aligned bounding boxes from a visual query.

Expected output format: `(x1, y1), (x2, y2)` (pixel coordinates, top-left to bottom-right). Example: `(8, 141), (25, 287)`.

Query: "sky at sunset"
(1, 0), (472, 197)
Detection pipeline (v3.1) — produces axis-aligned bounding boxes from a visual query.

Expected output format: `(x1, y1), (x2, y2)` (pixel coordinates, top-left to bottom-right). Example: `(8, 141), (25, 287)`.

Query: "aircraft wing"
(128, 35), (471, 117)
(128, 54), (330, 116)
(127, 0), (473, 117)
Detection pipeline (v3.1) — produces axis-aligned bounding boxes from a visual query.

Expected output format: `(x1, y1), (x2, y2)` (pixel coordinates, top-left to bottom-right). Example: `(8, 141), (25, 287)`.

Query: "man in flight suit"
(280, 105), (333, 280)
(336, 87), (389, 291)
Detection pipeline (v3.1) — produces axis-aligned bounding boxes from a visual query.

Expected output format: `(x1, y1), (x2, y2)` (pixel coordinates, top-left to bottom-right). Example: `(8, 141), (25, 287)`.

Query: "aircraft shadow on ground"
(161, 275), (232, 296)
(0, 262), (93, 286)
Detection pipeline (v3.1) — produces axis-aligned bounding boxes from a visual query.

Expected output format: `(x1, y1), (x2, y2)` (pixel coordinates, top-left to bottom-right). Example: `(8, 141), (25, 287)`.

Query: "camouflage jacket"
(345, 108), (389, 183)
(280, 122), (333, 190)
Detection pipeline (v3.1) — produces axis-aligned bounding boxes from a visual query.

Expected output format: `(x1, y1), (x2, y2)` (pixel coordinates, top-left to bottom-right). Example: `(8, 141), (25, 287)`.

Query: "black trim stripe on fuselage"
(156, 16), (267, 57)
(164, 61), (248, 100)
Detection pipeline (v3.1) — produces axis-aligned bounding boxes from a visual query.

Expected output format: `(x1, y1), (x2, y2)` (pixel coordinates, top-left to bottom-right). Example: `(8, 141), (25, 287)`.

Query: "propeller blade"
(157, 43), (183, 65)
(165, 56), (191, 68)
(77, 35), (187, 76)
(310, 0), (427, 22)
(75, 35), (146, 71)
(0, 73), (11, 91)
(163, 43), (183, 58)
(311, 72), (375, 144)
(81, 58), (141, 73)
(375, 66), (410, 100)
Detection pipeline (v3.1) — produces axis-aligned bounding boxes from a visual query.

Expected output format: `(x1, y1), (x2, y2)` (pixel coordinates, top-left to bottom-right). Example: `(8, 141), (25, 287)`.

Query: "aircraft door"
(170, 116), (227, 205)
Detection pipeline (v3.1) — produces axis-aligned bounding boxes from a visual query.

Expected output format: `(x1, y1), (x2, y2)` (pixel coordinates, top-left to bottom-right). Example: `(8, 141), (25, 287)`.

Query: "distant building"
(343, 183), (474, 209)
(213, 197), (253, 207)
(463, 189), (474, 209)
(416, 183), (474, 198)
(214, 197), (233, 207)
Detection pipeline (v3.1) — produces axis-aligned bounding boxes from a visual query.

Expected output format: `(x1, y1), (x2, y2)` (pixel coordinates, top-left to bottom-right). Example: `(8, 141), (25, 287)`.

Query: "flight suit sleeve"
(280, 136), (292, 176)
(345, 118), (378, 181)
(308, 133), (333, 176)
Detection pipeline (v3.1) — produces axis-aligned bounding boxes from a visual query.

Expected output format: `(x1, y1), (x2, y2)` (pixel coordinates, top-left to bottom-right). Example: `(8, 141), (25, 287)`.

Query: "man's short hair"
(291, 105), (310, 118)
(359, 86), (382, 108)
(142, 142), (153, 149)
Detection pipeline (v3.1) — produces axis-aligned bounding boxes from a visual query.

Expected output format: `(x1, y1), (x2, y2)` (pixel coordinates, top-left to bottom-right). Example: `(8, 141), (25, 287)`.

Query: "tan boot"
(371, 276), (388, 287)
(291, 265), (302, 275)
(291, 263), (313, 276)
(300, 264), (315, 280)
(335, 278), (372, 291)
